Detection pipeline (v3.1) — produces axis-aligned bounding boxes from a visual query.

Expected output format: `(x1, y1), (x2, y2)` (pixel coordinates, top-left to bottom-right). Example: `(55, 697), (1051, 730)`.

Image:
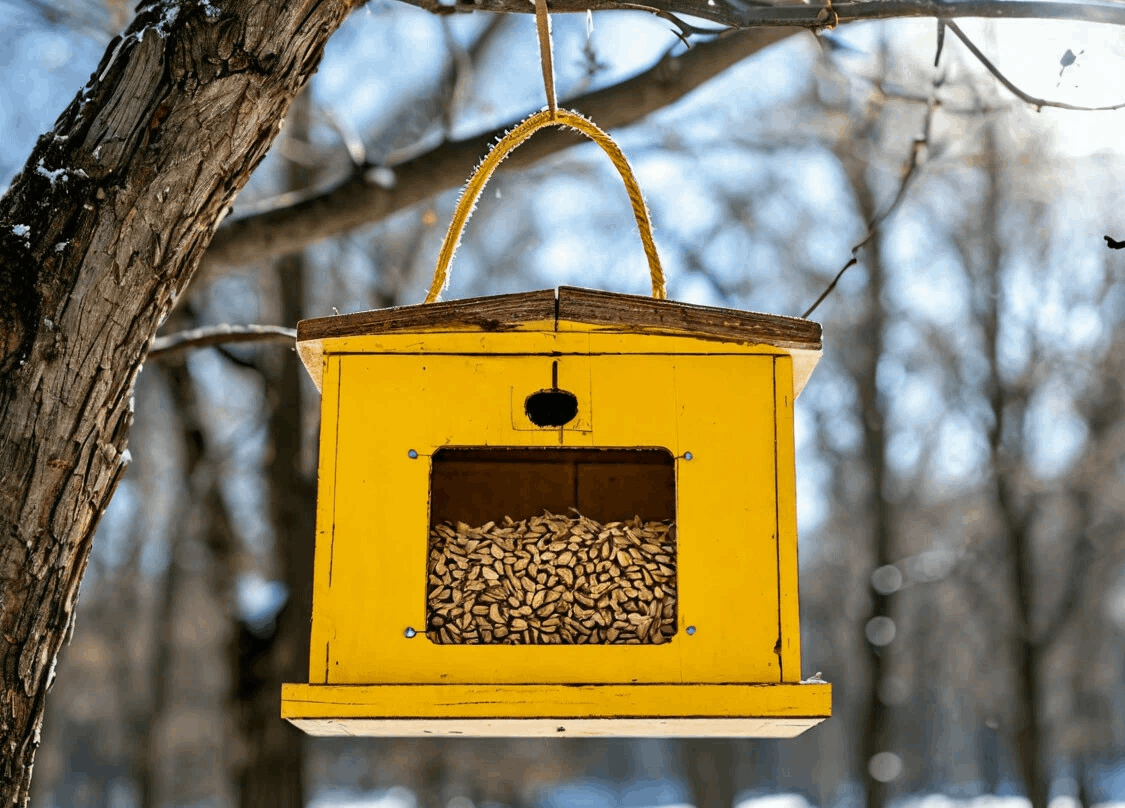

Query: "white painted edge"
(286, 716), (827, 738)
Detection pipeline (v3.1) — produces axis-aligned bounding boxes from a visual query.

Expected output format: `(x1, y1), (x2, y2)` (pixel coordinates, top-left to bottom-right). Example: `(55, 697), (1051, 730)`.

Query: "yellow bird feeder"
(281, 11), (830, 736)
(281, 279), (831, 737)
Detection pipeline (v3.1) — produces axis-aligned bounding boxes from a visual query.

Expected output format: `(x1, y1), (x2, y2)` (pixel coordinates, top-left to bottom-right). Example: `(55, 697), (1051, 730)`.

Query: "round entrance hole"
(525, 389), (579, 427)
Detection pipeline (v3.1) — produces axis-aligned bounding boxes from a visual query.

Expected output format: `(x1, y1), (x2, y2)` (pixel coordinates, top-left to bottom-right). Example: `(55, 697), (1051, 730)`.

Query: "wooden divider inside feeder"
(427, 449), (676, 645)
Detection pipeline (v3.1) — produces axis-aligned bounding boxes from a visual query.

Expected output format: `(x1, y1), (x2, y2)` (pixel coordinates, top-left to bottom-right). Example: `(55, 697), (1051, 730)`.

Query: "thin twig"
(149, 324), (296, 359)
(801, 71), (943, 318)
(405, 0), (1125, 32)
(215, 345), (265, 372)
(319, 105), (366, 169)
(944, 19), (1125, 111)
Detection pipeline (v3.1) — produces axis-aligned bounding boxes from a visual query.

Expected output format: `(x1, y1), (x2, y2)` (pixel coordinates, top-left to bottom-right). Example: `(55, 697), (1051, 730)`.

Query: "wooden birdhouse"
(281, 286), (832, 737)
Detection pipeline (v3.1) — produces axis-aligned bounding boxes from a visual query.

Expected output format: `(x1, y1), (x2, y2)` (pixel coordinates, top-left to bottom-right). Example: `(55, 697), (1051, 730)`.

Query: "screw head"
(404, 627), (417, 638)
(686, 625), (696, 635)
(684, 451), (693, 461)
(407, 449), (418, 459)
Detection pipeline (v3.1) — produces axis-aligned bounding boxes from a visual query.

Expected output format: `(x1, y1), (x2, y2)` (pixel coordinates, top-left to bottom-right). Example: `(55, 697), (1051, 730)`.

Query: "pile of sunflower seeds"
(426, 511), (676, 644)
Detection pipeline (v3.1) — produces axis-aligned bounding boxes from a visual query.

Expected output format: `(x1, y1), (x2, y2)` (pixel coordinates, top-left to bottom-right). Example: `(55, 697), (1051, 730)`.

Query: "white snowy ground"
(309, 787), (1125, 808)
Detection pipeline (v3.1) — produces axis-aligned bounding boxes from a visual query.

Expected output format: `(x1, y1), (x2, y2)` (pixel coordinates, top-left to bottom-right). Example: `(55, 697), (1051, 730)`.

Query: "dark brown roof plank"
(556, 287), (821, 350)
(297, 287), (821, 351)
(297, 289), (557, 343)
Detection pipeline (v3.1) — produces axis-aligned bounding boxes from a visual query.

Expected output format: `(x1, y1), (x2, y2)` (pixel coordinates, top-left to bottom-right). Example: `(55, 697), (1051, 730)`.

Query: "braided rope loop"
(424, 108), (667, 303)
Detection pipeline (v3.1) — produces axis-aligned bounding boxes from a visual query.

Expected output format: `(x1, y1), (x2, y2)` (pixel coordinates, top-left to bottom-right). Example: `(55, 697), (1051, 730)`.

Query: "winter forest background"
(3, 0), (1125, 807)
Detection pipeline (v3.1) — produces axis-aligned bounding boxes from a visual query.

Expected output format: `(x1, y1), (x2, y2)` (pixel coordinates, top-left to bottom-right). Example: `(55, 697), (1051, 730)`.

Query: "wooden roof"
(297, 287), (821, 350)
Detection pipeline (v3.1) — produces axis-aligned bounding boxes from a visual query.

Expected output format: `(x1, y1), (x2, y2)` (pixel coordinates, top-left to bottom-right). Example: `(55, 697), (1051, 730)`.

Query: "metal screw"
(686, 625), (696, 635)
(404, 627), (417, 638)
(407, 449), (418, 459)
(684, 451), (693, 461)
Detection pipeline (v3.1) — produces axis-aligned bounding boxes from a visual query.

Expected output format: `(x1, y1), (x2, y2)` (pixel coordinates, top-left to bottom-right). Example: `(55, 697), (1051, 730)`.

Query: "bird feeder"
(281, 108), (830, 738)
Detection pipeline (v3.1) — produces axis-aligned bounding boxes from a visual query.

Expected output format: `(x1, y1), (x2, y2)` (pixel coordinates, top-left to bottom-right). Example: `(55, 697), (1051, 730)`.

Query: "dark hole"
(525, 389), (579, 427)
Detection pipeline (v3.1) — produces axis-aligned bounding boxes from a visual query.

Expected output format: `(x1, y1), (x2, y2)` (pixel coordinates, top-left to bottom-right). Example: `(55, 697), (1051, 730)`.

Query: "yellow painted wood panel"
(318, 331), (793, 359)
(303, 331), (819, 397)
(581, 355), (781, 683)
(774, 356), (803, 682)
(318, 352), (784, 685)
(281, 682), (831, 719)
(309, 355), (342, 684)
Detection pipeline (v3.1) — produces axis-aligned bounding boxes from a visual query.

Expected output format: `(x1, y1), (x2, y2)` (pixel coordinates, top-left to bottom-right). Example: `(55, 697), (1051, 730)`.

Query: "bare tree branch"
(1035, 526), (1095, 648)
(197, 26), (795, 279)
(148, 325), (297, 359)
(801, 77), (941, 318)
(404, 0), (1125, 33)
(196, 0), (1125, 282)
(944, 19), (1125, 111)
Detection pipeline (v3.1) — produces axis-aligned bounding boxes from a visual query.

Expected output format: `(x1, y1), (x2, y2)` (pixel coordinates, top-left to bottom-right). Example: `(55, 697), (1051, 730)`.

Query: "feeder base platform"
(281, 682), (830, 738)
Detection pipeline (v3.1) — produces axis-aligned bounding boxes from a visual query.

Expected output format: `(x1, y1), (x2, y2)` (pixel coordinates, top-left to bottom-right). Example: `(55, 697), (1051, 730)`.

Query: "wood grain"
(297, 287), (822, 351)
(556, 287), (821, 350)
(297, 289), (557, 342)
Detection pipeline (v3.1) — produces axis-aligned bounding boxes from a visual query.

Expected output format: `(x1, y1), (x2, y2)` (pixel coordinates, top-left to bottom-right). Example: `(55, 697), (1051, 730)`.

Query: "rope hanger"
(422, 0), (667, 303)
(533, 0), (558, 118)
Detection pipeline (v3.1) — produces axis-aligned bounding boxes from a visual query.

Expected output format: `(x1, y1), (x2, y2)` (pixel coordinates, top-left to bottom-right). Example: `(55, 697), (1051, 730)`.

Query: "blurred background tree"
(3, 0), (1125, 807)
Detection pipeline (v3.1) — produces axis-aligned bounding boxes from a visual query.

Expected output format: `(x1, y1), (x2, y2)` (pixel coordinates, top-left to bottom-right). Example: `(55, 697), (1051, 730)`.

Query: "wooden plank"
(309, 355), (342, 684)
(577, 461), (675, 523)
(287, 716), (826, 738)
(281, 682), (832, 723)
(430, 460), (576, 525)
(773, 356), (803, 682)
(557, 287), (821, 350)
(297, 289), (558, 342)
(430, 449), (675, 525)
(297, 287), (821, 350)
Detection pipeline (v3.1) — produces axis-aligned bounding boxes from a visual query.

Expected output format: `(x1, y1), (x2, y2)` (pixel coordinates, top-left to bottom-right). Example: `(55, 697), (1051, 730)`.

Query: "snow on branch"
(148, 324), (297, 359)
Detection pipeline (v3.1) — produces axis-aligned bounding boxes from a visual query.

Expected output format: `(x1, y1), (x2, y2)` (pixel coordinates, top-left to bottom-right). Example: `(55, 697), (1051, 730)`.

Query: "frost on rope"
(434, 124), (520, 300)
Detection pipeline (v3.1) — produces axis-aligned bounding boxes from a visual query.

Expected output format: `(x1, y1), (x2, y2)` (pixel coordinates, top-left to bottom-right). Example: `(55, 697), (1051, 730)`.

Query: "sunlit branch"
(196, 26), (794, 280)
(148, 324), (297, 359)
(944, 20), (1125, 112)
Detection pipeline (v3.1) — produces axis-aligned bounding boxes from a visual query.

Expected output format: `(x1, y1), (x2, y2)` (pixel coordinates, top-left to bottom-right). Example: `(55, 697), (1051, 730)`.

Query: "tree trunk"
(681, 740), (737, 808)
(976, 122), (1048, 808)
(834, 89), (895, 808)
(233, 88), (316, 808)
(854, 184), (893, 808)
(0, 2), (357, 803)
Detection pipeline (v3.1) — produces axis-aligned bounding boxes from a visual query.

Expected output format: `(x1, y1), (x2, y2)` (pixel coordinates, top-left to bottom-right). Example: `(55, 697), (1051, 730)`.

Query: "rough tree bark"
(0, 1), (358, 802)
